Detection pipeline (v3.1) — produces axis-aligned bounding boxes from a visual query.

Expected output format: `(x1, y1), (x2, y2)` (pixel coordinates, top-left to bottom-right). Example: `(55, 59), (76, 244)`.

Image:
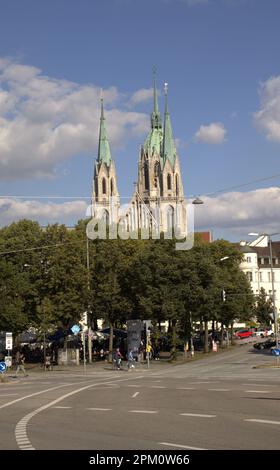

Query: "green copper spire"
(97, 96), (112, 166)
(151, 67), (162, 129)
(162, 82), (177, 168)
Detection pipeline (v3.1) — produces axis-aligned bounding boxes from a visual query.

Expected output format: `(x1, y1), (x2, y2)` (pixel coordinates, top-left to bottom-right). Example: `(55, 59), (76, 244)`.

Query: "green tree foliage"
(0, 219), (255, 359)
(253, 287), (273, 326)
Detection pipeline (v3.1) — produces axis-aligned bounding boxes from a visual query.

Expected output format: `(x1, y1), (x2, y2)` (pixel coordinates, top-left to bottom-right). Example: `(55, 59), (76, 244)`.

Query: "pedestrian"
(113, 348), (122, 370)
(15, 351), (28, 377)
(154, 345), (160, 360)
(127, 349), (135, 370)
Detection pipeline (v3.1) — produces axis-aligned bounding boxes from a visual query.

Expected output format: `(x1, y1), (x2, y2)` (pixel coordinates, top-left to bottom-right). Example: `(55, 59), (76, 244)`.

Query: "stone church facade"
(91, 76), (187, 237)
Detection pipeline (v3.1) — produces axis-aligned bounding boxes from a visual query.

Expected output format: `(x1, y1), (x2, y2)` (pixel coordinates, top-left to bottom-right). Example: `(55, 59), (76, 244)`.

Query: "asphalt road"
(1, 341), (279, 451)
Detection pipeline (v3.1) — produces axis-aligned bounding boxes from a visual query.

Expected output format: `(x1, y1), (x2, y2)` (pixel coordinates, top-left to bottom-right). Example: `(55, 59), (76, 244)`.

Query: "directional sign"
(271, 348), (280, 356)
(71, 325), (80, 334)
(5, 356), (12, 367)
(0, 362), (7, 374)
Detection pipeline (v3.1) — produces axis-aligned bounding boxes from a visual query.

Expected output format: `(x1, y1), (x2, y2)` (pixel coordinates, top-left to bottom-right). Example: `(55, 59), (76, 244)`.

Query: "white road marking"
(242, 383), (275, 387)
(127, 384), (139, 387)
(150, 386), (166, 389)
(180, 413), (216, 418)
(208, 389), (229, 392)
(189, 382), (213, 384)
(132, 392), (139, 398)
(129, 410), (158, 414)
(245, 390), (271, 393)
(176, 387), (195, 390)
(14, 375), (144, 450)
(87, 408), (112, 411)
(245, 419), (280, 426)
(0, 394), (19, 397)
(159, 442), (207, 450)
(52, 406), (72, 409)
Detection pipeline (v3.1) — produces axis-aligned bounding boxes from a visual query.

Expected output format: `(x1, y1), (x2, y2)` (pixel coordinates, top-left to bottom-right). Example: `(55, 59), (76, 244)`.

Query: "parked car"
(253, 339), (276, 350)
(235, 329), (253, 339)
(254, 328), (274, 338)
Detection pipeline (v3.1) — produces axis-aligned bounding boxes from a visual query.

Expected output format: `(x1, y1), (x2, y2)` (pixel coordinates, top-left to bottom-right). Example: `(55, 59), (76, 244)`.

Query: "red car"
(235, 329), (253, 339)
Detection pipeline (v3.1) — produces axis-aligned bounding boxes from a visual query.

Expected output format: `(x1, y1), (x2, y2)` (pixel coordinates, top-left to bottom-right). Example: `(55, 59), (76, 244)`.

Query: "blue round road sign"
(0, 362), (7, 373)
(71, 325), (80, 334)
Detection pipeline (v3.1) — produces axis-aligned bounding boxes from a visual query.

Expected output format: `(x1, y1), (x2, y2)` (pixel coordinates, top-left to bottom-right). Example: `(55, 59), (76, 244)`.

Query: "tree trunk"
(170, 319), (177, 361)
(109, 322), (114, 362)
(204, 319), (209, 353)
(230, 322), (234, 345)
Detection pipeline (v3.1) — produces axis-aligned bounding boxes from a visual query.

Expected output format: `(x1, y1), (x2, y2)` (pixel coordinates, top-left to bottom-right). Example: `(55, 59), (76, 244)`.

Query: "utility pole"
(268, 236), (279, 348)
(86, 236), (92, 363)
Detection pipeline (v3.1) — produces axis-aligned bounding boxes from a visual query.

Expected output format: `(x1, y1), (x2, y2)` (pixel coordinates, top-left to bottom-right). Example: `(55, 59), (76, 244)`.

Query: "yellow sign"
(146, 345), (152, 353)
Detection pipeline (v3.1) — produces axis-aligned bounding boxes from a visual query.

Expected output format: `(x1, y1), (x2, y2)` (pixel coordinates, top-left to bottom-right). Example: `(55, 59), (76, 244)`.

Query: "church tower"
(92, 97), (119, 224)
(128, 75), (187, 235)
(160, 82), (186, 234)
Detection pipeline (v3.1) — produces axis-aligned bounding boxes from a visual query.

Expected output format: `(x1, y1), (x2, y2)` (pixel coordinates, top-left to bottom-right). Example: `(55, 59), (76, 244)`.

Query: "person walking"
(127, 349), (135, 370)
(15, 351), (28, 377)
(113, 348), (122, 370)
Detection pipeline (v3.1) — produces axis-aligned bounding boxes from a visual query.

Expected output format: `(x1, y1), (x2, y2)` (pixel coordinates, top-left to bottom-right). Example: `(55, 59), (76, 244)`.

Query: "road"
(0, 341), (279, 451)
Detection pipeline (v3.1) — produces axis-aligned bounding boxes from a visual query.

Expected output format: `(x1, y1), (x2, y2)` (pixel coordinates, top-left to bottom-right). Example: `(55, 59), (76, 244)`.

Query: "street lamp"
(248, 232), (279, 348)
(192, 197), (204, 205)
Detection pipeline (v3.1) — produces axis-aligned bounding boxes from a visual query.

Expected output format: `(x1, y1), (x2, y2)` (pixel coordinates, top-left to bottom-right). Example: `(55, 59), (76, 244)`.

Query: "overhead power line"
(0, 172), (279, 201)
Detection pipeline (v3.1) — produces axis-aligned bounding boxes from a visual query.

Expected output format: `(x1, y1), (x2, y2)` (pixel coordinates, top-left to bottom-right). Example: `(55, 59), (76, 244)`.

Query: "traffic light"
(221, 289), (226, 302)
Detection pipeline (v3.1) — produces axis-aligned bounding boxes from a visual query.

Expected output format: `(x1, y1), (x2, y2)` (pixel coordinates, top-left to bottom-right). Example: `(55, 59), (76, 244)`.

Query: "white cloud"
(0, 58), (149, 180)
(194, 187), (280, 235)
(254, 76), (280, 142)
(129, 88), (153, 106)
(0, 198), (88, 227)
(1, 187), (279, 237)
(195, 122), (227, 144)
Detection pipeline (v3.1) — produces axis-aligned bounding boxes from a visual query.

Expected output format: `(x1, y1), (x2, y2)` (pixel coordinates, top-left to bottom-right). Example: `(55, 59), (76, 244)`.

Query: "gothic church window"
(110, 178), (114, 196)
(144, 160), (149, 190)
(102, 177), (107, 195)
(102, 209), (109, 225)
(167, 173), (172, 190)
(175, 174), (179, 196)
(167, 205), (175, 232)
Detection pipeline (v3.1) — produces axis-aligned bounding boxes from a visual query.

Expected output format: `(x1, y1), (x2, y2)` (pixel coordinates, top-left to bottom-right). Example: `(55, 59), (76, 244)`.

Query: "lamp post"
(248, 232), (279, 348)
(86, 236), (92, 364)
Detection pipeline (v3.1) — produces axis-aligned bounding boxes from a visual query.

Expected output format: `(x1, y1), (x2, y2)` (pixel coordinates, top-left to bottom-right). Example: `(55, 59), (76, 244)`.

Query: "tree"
(253, 287), (273, 326)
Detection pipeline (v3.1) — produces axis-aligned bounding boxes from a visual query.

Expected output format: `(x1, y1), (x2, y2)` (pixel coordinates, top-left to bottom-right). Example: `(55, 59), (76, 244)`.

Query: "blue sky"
(0, 0), (280, 240)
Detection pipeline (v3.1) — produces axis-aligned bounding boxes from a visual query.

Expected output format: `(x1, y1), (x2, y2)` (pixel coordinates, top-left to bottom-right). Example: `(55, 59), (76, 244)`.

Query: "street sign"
(71, 325), (80, 334)
(271, 348), (280, 356)
(5, 332), (13, 350)
(5, 356), (12, 367)
(0, 362), (7, 373)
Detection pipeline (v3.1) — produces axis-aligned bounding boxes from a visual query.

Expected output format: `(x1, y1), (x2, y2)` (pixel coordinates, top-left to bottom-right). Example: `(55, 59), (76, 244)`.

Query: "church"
(91, 75), (187, 238)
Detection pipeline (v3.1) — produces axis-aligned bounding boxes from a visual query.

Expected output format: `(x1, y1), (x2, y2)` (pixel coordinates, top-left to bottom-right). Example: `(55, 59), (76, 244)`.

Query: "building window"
(259, 272), (263, 282)
(144, 160), (149, 190)
(246, 256), (251, 263)
(268, 272), (275, 282)
(101, 209), (109, 225)
(260, 258), (264, 264)
(246, 271), (253, 282)
(175, 174), (179, 196)
(102, 178), (107, 195)
(167, 173), (172, 190)
(275, 258), (279, 265)
(110, 178), (114, 196)
(167, 205), (175, 232)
